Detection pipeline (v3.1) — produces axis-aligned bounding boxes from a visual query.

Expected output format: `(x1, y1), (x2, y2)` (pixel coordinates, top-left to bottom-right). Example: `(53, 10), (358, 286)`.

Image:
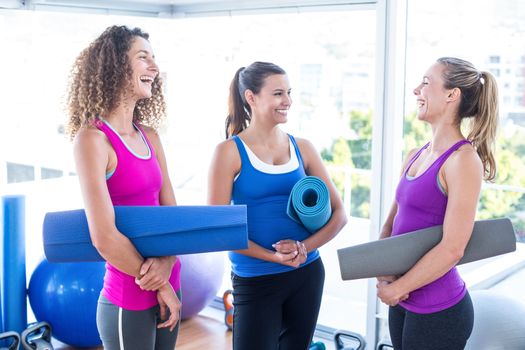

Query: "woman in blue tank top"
(208, 62), (347, 350)
(376, 57), (499, 349)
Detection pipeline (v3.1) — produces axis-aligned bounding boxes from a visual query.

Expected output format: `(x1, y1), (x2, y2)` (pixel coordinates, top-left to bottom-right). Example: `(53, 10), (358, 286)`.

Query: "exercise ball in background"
(179, 252), (225, 319)
(465, 290), (525, 350)
(28, 259), (105, 348)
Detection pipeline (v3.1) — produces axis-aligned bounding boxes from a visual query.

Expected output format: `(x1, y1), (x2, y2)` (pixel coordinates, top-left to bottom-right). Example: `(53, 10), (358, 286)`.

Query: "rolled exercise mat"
(1, 195), (27, 334)
(287, 176), (332, 233)
(44, 205), (248, 262)
(338, 218), (516, 280)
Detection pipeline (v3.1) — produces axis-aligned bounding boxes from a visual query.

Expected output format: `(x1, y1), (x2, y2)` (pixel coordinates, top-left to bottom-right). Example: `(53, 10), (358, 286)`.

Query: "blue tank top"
(229, 134), (320, 277)
(392, 139), (470, 314)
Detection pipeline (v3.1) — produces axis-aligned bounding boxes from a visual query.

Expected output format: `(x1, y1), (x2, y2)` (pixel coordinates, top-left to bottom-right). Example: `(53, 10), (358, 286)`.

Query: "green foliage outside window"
(321, 109), (525, 241)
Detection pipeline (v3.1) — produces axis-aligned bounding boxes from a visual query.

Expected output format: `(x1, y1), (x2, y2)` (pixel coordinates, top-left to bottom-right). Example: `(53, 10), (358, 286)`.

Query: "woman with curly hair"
(66, 25), (181, 350)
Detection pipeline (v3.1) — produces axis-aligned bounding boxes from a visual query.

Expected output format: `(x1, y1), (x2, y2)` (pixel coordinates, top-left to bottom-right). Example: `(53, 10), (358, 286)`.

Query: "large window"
(1, 4), (383, 340)
(165, 10), (378, 335)
(404, 0), (525, 238)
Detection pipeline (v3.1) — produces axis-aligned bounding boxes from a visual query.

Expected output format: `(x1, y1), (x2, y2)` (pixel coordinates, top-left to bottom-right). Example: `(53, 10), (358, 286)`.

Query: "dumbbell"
(334, 329), (366, 350)
(0, 331), (20, 350)
(376, 340), (394, 350)
(20, 322), (53, 350)
(222, 289), (234, 331)
(309, 341), (326, 349)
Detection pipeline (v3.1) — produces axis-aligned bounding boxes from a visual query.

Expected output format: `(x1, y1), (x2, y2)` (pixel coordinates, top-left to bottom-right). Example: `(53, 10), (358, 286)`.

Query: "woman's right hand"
(272, 239), (307, 268)
(156, 284), (181, 332)
(136, 256), (176, 291)
(375, 276), (409, 303)
(273, 249), (299, 267)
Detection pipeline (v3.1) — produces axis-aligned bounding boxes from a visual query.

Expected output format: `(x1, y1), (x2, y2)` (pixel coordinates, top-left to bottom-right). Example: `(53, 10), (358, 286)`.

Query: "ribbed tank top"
(392, 139), (470, 314)
(96, 118), (181, 311)
(229, 134), (320, 277)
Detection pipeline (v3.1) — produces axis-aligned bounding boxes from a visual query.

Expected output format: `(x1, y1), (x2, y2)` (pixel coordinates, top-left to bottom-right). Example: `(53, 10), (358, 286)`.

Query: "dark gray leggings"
(388, 292), (474, 350)
(96, 292), (181, 350)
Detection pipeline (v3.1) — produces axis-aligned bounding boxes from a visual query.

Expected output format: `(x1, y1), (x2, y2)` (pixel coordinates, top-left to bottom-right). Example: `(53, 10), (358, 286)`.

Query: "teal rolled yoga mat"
(287, 176), (332, 233)
(44, 205), (248, 262)
(337, 218), (516, 280)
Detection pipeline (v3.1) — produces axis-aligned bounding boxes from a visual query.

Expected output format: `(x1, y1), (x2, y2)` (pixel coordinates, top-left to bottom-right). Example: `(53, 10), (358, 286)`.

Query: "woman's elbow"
(447, 246), (465, 264)
(334, 207), (348, 232)
(340, 211), (348, 228)
(452, 249), (465, 263)
(91, 232), (114, 256)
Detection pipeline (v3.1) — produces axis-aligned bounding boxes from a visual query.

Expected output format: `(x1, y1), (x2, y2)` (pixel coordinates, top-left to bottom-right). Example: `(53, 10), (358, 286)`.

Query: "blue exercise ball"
(180, 252), (225, 319)
(465, 290), (525, 350)
(28, 259), (105, 348)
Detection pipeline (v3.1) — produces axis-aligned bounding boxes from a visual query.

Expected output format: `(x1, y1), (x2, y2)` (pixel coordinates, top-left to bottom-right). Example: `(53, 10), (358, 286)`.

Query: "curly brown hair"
(66, 25), (166, 140)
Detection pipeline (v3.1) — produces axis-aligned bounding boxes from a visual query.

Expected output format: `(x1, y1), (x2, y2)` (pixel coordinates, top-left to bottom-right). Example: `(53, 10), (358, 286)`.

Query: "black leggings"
(388, 292), (474, 350)
(231, 258), (325, 350)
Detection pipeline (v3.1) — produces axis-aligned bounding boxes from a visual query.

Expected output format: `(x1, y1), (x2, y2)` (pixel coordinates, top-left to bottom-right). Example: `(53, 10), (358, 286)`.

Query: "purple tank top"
(96, 119), (181, 311)
(392, 139), (470, 314)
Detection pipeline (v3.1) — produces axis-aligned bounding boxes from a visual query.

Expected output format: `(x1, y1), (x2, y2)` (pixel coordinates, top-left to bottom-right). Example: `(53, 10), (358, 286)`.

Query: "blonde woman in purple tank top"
(376, 57), (499, 350)
(66, 26), (181, 350)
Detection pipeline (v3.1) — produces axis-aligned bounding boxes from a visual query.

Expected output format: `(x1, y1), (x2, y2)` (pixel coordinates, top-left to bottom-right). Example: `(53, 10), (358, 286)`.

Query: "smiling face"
(413, 62), (451, 123)
(127, 36), (158, 101)
(248, 74), (292, 125)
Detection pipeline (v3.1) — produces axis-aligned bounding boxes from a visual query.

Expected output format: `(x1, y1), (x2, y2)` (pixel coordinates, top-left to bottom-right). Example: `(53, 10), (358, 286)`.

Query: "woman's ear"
(447, 87), (461, 102)
(245, 89), (255, 106)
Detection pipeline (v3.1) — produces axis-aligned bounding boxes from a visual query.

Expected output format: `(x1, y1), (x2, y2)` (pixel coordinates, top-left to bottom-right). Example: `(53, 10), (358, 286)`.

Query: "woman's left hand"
(136, 256), (176, 291)
(156, 284), (181, 331)
(273, 239), (307, 267)
(376, 280), (409, 307)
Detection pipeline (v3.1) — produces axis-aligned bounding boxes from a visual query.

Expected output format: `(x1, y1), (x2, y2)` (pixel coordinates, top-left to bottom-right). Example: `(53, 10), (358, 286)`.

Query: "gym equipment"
(287, 176), (332, 233)
(20, 322), (53, 350)
(179, 253), (225, 320)
(334, 329), (366, 350)
(309, 341), (326, 349)
(1, 196), (27, 334)
(0, 331), (20, 350)
(44, 205), (248, 262)
(27, 259), (104, 348)
(465, 290), (525, 350)
(376, 341), (394, 349)
(222, 289), (234, 330)
(338, 218), (516, 280)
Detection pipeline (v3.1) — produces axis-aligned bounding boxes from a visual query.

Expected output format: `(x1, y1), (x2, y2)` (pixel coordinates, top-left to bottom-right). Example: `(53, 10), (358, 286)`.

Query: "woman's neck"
(243, 124), (287, 148)
(429, 122), (464, 153)
(103, 100), (136, 135)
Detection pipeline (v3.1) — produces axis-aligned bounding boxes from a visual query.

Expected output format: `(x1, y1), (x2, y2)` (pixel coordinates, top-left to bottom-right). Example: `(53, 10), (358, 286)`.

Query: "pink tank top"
(96, 118), (181, 311)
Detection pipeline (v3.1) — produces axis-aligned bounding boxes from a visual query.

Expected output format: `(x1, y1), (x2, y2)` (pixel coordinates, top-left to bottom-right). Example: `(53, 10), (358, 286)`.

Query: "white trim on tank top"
(240, 138), (299, 174)
(100, 117), (151, 160)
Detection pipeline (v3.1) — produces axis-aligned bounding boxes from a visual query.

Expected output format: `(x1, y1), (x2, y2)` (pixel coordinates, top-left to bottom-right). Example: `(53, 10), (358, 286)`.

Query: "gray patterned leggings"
(96, 292), (181, 350)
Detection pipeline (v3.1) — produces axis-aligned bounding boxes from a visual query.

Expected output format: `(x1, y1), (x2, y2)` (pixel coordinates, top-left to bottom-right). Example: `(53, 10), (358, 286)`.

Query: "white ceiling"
(0, 0), (375, 17)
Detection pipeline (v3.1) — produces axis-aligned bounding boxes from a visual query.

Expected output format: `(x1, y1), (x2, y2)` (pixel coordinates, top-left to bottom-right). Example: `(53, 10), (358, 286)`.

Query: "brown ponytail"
(226, 67), (250, 138)
(438, 57), (499, 181)
(467, 71), (498, 181)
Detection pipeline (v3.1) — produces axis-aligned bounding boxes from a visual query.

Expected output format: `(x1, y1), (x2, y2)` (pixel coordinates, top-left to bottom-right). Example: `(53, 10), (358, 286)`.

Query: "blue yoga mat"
(287, 176), (332, 233)
(44, 205), (248, 262)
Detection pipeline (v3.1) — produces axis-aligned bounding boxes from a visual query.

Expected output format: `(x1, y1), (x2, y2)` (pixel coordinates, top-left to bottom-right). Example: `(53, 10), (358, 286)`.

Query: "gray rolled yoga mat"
(338, 218), (516, 280)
